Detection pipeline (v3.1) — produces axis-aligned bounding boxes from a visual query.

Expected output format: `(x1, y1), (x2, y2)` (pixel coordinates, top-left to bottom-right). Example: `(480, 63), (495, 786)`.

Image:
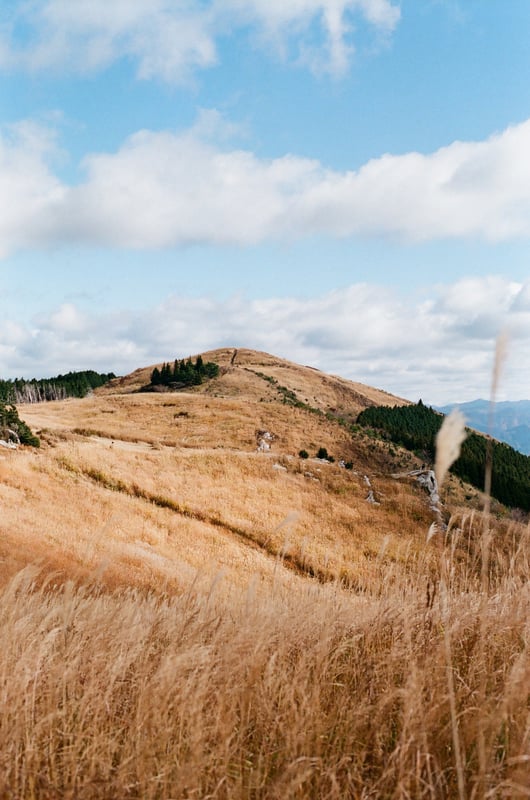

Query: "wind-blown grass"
(3, 349), (528, 797)
(0, 524), (528, 799)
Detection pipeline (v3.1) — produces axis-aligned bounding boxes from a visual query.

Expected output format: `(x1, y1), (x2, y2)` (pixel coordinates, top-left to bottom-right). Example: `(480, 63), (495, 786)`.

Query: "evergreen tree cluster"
(357, 402), (530, 511)
(0, 370), (116, 404)
(0, 402), (40, 447)
(358, 401), (440, 455)
(149, 356), (219, 389)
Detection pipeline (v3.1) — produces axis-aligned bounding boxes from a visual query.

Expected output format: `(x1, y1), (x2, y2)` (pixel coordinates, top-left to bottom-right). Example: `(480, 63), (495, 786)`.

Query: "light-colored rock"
(392, 470), (446, 533)
(256, 429), (274, 452)
(366, 490), (379, 505)
(412, 469), (440, 510)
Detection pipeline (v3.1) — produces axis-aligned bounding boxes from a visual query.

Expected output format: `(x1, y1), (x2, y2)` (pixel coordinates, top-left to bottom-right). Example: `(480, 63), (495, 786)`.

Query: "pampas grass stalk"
(434, 405), (468, 800)
(434, 409), (467, 490)
(482, 331), (509, 587)
(440, 578), (466, 800)
(477, 332), (510, 795)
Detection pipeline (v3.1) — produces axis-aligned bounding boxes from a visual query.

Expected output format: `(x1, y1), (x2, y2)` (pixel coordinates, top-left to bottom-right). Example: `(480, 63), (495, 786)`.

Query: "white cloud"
(0, 0), (399, 81)
(2, 116), (530, 255)
(0, 122), (66, 258)
(293, 121), (530, 241)
(1, 0), (218, 82)
(219, 0), (400, 76)
(2, 277), (529, 404)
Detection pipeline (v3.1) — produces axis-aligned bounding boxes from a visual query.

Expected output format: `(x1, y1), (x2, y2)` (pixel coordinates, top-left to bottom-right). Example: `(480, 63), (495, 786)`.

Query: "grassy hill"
(1, 349), (529, 798)
(7, 348), (431, 589)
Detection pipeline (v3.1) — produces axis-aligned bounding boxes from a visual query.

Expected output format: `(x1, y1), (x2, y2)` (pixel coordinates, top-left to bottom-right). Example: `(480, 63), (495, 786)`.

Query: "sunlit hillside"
(5, 348), (434, 590)
(1, 349), (528, 798)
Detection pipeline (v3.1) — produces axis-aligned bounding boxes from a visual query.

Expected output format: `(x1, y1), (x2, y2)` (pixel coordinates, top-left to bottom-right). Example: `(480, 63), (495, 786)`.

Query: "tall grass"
(0, 523), (528, 800)
(4, 349), (529, 797)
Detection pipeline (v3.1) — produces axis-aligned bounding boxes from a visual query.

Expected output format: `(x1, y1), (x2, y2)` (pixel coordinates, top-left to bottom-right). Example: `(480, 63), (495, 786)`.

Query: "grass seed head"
(435, 409), (467, 489)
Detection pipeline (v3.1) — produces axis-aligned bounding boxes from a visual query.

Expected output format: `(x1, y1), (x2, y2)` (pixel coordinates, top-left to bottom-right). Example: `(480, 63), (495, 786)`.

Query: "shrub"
(0, 403), (40, 447)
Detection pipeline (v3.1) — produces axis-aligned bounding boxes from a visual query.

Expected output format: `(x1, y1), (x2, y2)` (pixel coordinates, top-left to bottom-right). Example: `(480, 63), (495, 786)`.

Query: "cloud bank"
(0, 0), (400, 81)
(2, 116), (530, 257)
(2, 277), (529, 404)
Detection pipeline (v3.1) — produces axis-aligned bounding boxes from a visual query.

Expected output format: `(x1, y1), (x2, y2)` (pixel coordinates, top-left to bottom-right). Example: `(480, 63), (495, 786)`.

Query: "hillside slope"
(4, 347), (519, 596)
(3, 349), (529, 799)
(3, 348), (450, 594)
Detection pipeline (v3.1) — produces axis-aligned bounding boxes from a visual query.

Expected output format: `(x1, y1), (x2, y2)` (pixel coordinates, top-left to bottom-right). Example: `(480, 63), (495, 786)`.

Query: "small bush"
(298, 449), (309, 459)
(0, 403), (40, 447)
(316, 447), (329, 460)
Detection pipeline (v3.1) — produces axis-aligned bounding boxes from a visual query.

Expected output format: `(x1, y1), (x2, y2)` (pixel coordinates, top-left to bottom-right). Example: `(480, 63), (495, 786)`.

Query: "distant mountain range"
(436, 399), (530, 456)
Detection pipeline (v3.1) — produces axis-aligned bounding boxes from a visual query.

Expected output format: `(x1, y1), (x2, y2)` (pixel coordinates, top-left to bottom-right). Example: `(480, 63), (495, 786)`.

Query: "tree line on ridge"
(0, 370), (116, 404)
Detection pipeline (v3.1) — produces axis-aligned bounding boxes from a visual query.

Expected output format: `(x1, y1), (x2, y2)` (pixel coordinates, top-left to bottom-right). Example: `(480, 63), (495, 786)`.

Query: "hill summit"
(107, 346), (408, 412)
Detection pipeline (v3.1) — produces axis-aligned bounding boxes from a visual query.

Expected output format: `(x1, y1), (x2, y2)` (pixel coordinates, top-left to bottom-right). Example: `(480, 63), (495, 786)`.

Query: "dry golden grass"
(7, 407), (433, 591)
(15, 355), (429, 591)
(2, 350), (528, 798)
(0, 533), (528, 799)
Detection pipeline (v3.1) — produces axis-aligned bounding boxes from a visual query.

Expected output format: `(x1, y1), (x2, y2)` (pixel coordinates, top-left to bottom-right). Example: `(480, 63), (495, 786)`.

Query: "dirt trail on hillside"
(87, 436), (155, 453)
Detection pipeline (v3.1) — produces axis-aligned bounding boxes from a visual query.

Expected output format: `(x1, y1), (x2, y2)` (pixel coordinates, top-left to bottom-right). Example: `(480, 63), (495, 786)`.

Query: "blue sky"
(1, 0), (530, 403)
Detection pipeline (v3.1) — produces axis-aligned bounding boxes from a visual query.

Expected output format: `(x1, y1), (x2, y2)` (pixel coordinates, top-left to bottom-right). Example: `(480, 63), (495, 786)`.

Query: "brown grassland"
(0, 349), (528, 798)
